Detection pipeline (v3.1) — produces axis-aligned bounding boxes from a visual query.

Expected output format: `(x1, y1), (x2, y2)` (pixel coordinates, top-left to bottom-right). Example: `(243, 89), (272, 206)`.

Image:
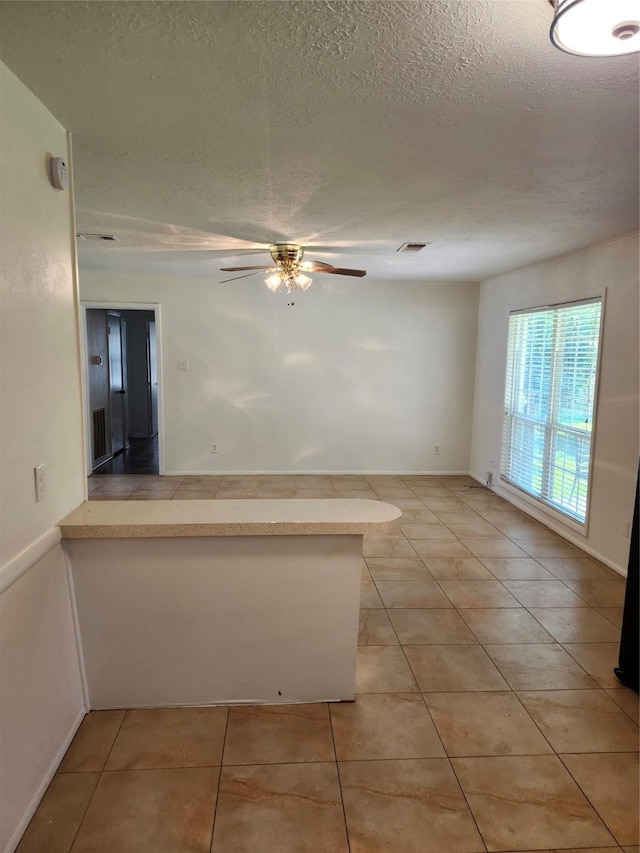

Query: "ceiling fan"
(220, 243), (367, 293)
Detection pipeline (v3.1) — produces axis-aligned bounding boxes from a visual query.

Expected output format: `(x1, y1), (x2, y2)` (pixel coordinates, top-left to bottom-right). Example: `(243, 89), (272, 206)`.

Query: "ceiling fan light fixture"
(549, 0), (640, 56)
(294, 273), (313, 291)
(265, 270), (313, 293)
(265, 273), (283, 292)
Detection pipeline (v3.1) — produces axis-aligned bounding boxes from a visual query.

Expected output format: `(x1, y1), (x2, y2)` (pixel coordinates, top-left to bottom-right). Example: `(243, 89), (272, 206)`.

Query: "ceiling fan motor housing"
(270, 243), (305, 272)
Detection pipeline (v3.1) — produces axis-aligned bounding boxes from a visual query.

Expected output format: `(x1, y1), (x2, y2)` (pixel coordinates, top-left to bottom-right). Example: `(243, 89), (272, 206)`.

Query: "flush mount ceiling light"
(549, 0), (640, 57)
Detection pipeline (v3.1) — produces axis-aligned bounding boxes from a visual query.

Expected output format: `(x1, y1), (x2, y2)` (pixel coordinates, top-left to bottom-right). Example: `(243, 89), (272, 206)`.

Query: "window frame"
(499, 291), (606, 535)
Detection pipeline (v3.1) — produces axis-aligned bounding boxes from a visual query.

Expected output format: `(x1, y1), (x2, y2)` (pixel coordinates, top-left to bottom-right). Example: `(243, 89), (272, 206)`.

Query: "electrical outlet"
(177, 360), (189, 372)
(34, 464), (46, 502)
(486, 471), (493, 486)
(623, 521), (630, 539)
(433, 445), (440, 455)
(210, 443), (219, 454)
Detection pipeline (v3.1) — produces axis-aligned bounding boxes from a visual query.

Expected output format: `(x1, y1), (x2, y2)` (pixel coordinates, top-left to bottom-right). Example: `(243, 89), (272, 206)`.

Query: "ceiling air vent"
(76, 233), (119, 242)
(397, 242), (428, 253)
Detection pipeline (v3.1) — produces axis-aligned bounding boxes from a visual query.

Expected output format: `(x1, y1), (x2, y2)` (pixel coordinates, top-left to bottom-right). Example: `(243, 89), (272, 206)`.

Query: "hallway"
(91, 436), (158, 476)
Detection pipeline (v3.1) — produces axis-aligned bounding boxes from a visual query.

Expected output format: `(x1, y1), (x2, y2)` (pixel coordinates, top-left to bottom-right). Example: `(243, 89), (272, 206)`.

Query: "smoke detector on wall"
(49, 156), (68, 190)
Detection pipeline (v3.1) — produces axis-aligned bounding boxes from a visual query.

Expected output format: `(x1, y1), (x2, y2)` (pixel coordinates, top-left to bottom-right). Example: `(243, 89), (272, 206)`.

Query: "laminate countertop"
(59, 499), (401, 539)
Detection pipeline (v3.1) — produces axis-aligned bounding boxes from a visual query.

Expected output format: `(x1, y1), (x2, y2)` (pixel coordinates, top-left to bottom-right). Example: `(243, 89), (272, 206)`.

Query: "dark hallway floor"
(92, 435), (159, 475)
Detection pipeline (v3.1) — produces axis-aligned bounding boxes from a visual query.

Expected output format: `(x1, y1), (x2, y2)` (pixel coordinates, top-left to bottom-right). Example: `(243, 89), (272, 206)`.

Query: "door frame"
(80, 301), (164, 475)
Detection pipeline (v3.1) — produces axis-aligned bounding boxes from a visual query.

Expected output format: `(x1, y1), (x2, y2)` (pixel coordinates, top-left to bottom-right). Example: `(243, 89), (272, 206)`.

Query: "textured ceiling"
(0, 0), (638, 280)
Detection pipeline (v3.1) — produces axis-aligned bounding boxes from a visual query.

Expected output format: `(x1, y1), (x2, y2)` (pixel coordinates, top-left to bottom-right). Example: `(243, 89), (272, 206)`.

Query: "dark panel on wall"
(615, 466), (639, 693)
(123, 310), (156, 439)
(86, 309), (111, 469)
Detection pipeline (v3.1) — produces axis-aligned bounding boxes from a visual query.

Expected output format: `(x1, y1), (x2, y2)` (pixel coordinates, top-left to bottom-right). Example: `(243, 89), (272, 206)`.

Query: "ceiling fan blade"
(220, 271), (266, 283)
(302, 261), (335, 271)
(220, 265), (272, 272)
(313, 267), (367, 277)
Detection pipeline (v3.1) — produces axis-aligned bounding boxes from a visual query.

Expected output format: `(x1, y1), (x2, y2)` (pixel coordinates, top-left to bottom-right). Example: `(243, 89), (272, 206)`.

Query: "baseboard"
(3, 707), (86, 853)
(469, 472), (626, 577)
(164, 469), (471, 477)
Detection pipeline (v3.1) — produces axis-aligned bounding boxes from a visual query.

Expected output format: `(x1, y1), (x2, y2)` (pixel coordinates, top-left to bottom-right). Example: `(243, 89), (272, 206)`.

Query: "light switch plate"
(34, 464), (46, 502)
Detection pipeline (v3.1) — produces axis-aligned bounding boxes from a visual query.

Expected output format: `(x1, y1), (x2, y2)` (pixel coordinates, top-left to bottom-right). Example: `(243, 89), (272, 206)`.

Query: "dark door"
(123, 311), (155, 439)
(86, 309), (112, 469)
(147, 320), (158, 436)
(107, 312), (128, 455)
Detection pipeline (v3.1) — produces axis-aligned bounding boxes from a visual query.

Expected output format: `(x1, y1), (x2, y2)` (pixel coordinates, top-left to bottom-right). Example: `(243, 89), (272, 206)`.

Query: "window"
(501, 298), (602, 524)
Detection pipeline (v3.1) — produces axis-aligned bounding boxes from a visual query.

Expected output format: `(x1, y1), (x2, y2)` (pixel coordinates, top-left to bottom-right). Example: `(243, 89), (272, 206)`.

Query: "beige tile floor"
(18, 474), (639, 852)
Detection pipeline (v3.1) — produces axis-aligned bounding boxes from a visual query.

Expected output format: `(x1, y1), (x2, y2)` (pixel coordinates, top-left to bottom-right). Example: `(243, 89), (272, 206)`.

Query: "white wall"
(470, 233), (639, 574)
(0, 64), (85, 564)
(0, 63), (86, 853)
(0, 546), (86, 853)
(80, 271), (480, 475)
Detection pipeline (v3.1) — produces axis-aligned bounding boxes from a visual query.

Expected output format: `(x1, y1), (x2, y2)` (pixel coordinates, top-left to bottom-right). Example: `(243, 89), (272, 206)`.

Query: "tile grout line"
(64, 772), (101, 853)
(64, 711), (129, 853)
(374, 515), (523, 699)
(327, 704), (353, 853)
(97, 709), (129, 773)
(441, 753), (490, 853)
(209, 706), (231, 852)
(396, 492), (622, 693)
(555, 751), (627, 847)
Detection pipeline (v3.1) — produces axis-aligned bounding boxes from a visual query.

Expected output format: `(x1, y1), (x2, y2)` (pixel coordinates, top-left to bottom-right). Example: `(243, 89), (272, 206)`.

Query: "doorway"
(83, 304), (161, 476)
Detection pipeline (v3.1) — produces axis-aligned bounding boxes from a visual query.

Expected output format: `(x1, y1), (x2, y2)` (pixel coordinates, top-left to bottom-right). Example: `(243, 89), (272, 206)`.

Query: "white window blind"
(501, 298), (602, 524)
